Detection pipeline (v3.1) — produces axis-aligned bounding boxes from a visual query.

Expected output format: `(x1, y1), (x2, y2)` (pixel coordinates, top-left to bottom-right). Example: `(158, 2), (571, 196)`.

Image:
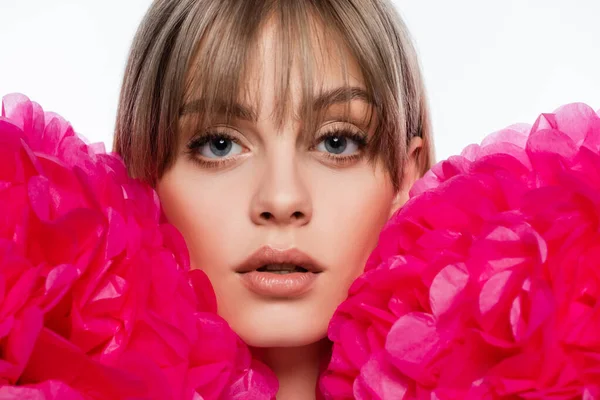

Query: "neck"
(252, 339), (331, 400)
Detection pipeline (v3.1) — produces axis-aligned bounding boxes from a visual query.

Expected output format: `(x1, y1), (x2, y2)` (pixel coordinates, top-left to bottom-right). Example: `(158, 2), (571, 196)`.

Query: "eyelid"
(310, 122), (369, 149)
(184, 127), (250, 169)
(186, 125), (249, 149)
(316, 122), (367, 138)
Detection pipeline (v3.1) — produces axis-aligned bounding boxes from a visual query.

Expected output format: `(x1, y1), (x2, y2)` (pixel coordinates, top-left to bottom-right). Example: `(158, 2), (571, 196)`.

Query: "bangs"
(179, 0), (378, 150)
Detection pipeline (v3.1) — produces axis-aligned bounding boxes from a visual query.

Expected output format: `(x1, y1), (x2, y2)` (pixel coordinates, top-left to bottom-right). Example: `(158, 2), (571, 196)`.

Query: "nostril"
(257, 211), (306, 223)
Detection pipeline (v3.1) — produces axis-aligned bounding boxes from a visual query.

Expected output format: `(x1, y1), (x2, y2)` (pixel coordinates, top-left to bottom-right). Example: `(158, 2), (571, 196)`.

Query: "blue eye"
(315, 131), (366, 155)
(190, 134), (244, 159)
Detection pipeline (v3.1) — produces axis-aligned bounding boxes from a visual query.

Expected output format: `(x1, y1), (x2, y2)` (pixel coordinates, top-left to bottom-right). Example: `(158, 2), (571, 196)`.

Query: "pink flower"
(321, 103), (600, 399)
(0, 380), (86, 399)
(0, 93), (277, 399)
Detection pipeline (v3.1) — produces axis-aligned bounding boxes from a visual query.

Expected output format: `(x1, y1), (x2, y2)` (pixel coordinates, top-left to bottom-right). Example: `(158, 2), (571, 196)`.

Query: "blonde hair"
(114, 0), (434, 192)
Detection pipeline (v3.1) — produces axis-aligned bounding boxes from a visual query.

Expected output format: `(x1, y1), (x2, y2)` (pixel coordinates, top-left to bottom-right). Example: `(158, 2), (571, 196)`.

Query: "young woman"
(114, 0), (434, 398)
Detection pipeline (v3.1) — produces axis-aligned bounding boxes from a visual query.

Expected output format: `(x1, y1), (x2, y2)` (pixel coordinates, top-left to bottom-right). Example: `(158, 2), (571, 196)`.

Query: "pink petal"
(479, 270), (513, 316)
(0, 380), (86, 400)
(429, 263), (469, 319)
(385, 312), (440, 381)
(354, 355), (410, 400)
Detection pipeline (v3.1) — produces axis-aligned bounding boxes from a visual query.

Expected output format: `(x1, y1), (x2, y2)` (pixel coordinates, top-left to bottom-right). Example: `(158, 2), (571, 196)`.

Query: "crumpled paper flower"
(0, 93), (278, 399)
(320, 103), (600, 399)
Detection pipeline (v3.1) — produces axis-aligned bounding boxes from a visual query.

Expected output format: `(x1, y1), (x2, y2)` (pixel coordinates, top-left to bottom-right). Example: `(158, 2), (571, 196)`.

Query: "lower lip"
(238, 271), (318, 297)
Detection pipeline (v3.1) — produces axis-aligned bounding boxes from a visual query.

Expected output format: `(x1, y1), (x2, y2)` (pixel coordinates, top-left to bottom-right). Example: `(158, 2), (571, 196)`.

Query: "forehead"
(182, 10), (369, 128)
(249, 16), (364, 88)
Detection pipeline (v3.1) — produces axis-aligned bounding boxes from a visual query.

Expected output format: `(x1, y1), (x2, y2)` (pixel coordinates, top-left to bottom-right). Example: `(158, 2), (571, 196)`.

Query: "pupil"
(210, 138), (232, 156)
(325, 136), (347, 154)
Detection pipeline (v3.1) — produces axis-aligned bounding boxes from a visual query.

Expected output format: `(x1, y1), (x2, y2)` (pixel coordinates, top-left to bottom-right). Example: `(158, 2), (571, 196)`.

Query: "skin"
(157, 17), (422, 400)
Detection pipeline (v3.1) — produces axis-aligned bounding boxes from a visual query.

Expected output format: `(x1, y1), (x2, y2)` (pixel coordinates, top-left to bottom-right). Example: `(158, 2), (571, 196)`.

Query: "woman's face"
(157, 21), (415, 347)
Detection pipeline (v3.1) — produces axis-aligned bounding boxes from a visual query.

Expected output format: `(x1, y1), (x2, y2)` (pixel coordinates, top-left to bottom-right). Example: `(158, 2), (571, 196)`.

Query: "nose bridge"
(250, 139), (312, 226)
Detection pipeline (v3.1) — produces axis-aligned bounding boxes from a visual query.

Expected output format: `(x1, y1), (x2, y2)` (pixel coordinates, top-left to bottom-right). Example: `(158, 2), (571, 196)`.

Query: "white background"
(0, 1), (599, 160)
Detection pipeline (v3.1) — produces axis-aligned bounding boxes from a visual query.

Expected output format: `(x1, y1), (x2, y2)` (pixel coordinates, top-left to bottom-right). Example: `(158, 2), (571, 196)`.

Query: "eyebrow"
(179, 98), (257, 121)
(312, 86), (374, 111)
(179, 86), (373, 122)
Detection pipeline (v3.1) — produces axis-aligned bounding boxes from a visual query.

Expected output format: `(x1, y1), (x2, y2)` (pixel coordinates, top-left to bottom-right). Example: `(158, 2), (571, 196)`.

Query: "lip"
(235, 246), (324, 274)
(235, 246), (323, 297)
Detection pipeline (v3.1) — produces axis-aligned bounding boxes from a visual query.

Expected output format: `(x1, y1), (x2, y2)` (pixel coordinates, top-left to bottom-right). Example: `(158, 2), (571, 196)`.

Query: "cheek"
(156, 163), (249, 273)
(308, 164), (395, 290)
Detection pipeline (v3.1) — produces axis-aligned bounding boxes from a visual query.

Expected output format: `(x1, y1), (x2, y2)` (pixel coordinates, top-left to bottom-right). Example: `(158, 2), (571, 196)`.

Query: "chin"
(241, 329), (326, 348)
(223, 301), (332, 348)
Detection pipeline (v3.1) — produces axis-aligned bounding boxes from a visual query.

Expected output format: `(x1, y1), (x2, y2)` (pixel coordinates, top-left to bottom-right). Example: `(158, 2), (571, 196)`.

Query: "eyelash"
(313, 129), (368, 166)
(186, 132), (240, 169)
(185, 128), (369, 169)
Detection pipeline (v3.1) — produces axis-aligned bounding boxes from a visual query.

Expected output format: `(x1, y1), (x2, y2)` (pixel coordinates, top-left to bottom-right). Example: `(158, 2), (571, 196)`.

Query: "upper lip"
(235, 246), (324, 273)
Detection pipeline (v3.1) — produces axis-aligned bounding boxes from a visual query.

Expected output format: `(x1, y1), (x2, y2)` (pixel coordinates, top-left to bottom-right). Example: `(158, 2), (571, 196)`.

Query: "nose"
(250, 154), (312, 227)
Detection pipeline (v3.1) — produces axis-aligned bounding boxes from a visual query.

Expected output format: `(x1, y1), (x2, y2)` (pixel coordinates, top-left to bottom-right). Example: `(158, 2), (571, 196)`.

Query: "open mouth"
(234, 246), (324, 275)
(236, 247), (322, 296)
(255, 264), (310, 274)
